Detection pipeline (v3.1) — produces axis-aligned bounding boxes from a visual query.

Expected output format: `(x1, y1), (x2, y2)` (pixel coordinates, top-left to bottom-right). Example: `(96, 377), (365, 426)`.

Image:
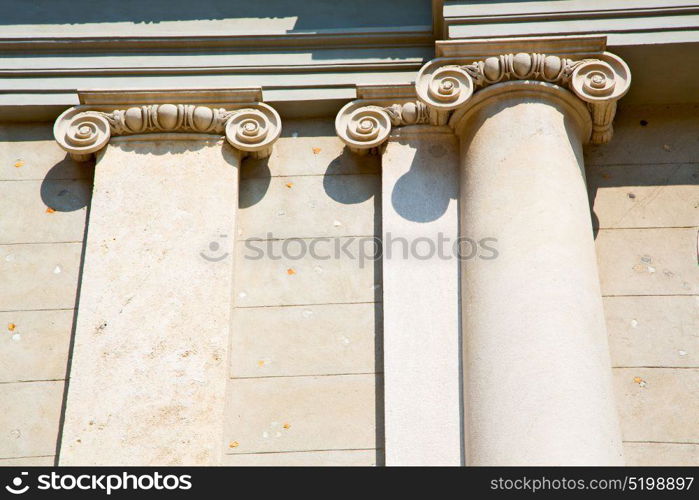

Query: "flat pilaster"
(53, 92), (281, 465)
(381, 127), (462, 466)
(59, 136), (241, 465)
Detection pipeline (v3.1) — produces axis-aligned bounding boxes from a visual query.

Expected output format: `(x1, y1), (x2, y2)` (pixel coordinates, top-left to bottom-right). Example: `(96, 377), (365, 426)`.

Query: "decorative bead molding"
(54, 101), (281, 161)
(336, 39), (630, 152)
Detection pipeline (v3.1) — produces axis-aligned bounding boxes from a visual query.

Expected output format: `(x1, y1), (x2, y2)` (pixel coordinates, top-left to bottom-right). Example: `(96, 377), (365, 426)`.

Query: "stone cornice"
(440, 0), (699, 42)
(0, 29), (433, 54)
(54, 89), (281, 161)
(336, 36), (631, 152)
(435, 35), (607, 59)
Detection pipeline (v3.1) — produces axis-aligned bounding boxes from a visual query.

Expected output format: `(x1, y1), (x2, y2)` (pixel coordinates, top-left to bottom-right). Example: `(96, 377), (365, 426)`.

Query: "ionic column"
(415, 39), (630, 465)
(53, 90), (281, 465)
(338, 36), (632, 466)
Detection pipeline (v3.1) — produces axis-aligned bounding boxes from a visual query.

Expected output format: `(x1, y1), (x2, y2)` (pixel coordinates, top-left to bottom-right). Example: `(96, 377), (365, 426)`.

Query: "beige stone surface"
(624, 442), (699, 466)
(589, 104), (699, 462)
(225, 374), (378, 454)
(588, 163), (699, 229)
(225, 116), (383, 465)
(585, 104), (699, 166)
(0, 242), (83, 311)
(0, 123), (90, 181)
(230, 303), (379, 378)
(0, 455), (55, 466)
(242, 120), (379, 179)
(596, 228), (699, 296)
(605, 296), (699, 368)
(0, 122), (90, 463)
(238, 174), (378, 240)
(614, 368), (699, 443)
(223, 449), (377, 466)
(0, 381), (63, 459)
(4, 104), (695, 466)
(0, 309), (73, 382)
(234, 236), (379, 308)
(59, 138), (240, 465)
(381, 130), (462, 466)
(0, 179), (90, 244)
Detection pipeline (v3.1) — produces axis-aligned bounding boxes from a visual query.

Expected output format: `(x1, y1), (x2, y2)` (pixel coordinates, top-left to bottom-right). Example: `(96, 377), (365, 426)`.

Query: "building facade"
(0, 0), (697, 466)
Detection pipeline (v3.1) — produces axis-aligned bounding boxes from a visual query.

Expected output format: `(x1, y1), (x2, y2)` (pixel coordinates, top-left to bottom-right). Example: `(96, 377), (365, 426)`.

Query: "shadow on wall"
(374, 220), (385, 467)
(40, 155), (93, 212)
(585, 108), (699, 240)
(320, 145), (385, 465)
(238, 156), (271, 209)
(324, 143), (458, 223)
(46, 157), (94, 464)
(587, 161), (699, 239)
(323, 148), (378, 205)
(390, 140), (458, 223)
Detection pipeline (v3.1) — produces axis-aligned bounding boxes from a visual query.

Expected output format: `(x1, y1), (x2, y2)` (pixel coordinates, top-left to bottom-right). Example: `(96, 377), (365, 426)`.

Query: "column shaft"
(457, 84), (623, 465)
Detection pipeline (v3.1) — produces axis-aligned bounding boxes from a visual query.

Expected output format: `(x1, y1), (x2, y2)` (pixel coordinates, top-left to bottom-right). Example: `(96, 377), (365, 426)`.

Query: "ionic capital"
(54, 89), (281, 161)
(336, 36), (631, 151)
(335, 84), (437, 155)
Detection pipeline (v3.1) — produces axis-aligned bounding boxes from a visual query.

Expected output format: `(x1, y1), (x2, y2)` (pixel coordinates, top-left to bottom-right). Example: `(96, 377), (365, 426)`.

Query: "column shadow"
(40, 157), (93, 212)
(53, 155), (95, 465)
(322, 147), (385, 465)
(585, 154), (699, 240)
(238, 156), (271, 209)
(390, 140), (458, 223)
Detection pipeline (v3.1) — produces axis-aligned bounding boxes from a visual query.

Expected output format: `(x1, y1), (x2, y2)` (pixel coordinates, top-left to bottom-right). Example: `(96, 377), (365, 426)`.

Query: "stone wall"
(224, 119), (383, 465)
(588, 103), (699, 466)
(0, 123), (92, 465)
(0, 105), (696, 465)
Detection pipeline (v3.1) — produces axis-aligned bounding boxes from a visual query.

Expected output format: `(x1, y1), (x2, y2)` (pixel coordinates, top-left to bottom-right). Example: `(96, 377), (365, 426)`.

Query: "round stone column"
(453, 82), (624, 465)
